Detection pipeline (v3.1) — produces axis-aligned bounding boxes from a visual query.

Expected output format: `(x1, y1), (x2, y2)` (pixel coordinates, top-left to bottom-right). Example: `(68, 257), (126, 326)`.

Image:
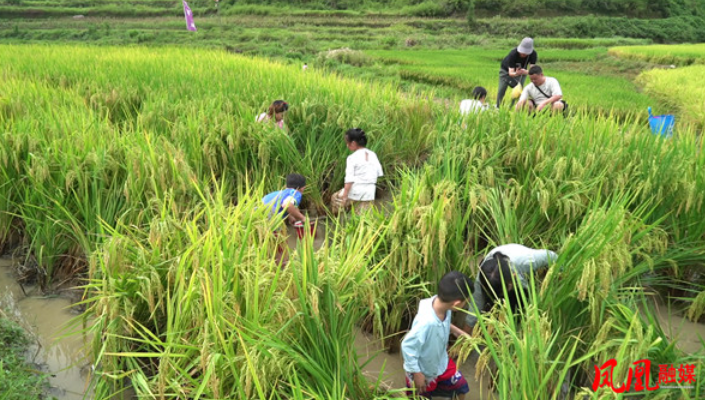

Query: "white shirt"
(345, 148), (383, 201)
(519, 77), (562, 104)
(459, 99), (489, 115)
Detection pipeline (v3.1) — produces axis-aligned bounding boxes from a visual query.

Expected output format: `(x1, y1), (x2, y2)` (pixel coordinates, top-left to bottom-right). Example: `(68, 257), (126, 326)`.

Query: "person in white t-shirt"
(459, 86), (490, 115)
(516, 66), (565, 114)
(331, 128), (384, 214)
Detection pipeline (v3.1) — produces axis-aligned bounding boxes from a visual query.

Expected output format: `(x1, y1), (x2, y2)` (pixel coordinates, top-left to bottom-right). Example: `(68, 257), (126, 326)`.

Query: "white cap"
(518, 37), (534, 54)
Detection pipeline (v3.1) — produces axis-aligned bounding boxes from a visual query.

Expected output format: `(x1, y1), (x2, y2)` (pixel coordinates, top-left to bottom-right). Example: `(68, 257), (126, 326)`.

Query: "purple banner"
(183, 0), (197, 32)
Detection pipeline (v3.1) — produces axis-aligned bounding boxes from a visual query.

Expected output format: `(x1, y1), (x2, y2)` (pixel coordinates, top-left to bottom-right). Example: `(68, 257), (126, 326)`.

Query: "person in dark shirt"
(496, 37), (538, 108)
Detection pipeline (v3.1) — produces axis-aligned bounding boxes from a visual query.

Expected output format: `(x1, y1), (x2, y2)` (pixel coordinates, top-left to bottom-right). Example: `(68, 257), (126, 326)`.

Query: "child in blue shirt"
(402, 271), (473, 399)
(262, 173), (307, 225)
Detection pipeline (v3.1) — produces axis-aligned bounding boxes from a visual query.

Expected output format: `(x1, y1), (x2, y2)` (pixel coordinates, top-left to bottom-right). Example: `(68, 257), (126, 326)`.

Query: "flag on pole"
(183, 0), (197, 32)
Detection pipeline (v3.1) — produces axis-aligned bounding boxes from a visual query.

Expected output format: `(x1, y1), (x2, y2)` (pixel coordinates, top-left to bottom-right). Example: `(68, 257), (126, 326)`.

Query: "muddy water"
(0, 257), (91, 400)
(355, 329), (495, 399)
(653, 300), (705, 355)
(2, 244), (704, 400)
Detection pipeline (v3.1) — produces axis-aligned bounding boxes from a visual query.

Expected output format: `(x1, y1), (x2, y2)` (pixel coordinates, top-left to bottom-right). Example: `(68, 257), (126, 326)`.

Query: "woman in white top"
(331, 128), (384, 214)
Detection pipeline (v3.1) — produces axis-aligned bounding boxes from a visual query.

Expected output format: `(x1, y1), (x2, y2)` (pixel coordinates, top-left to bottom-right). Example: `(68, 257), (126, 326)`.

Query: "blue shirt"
(401, 296), (451, 382)
(261, 188), (302, 219)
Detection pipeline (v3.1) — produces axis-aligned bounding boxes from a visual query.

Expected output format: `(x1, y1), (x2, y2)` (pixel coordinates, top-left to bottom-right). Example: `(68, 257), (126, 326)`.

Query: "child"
(256, 100), (289, 129)
(331, 128), (383, 214)
(262, 173), (307, 225)
(402, 271), (472, 399)
(459, 86), (490, 115)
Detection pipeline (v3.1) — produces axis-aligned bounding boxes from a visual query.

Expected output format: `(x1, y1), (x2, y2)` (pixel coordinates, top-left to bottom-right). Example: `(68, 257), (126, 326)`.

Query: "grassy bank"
(610, 44), (705, 129)
(0, 316), (47, 400)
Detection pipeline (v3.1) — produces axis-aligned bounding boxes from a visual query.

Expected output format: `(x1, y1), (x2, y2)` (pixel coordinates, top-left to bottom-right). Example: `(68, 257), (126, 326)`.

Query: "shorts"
(330, 189), (373, 215)
(405, 358), (469, 398)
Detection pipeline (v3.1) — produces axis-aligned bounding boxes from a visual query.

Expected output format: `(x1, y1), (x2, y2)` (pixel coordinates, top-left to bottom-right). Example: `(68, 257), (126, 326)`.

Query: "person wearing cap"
(496, 37), (537, 108)
(516, 65), (565, 114)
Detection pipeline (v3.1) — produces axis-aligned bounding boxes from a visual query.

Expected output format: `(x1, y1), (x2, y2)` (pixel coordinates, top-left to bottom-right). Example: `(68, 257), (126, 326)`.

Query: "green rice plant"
(82, 180), (396, 399)
(636, 65), (705, 129)
(0, 43), (441, 285)
(610, 44), (705, 66)
(365, 48), (654, 117)
(455, 195), (704, 399)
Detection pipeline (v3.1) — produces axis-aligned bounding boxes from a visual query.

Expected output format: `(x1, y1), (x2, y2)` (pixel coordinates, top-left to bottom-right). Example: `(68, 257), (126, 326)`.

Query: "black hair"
(268, 100), (289, 117)
(345, 128), (367, 147)
(472, 86), (487, 100)
(528, 65), (543, 76)
(479, 252), (521, 310)
(286, 173), (306, 190)
(437, 271), (473, 303)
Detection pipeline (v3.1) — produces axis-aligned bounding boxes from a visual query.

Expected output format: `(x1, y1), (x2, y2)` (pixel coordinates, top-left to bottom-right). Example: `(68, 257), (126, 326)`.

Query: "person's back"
(262, 188), (302, 218)
(262, 174), (307, 224)
(464, 244), (558, 331)
(346, 148), (383, 192)
(460, 86), (489, 115)
(459, 99), (487, 114)
(402, 271), (472, 399)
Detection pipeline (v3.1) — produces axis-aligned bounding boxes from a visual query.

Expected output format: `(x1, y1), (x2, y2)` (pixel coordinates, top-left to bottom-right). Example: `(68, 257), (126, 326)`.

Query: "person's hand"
(338, 193), (348, 202)
(412, 373), (427, 394)
(537, 101), (548, 112)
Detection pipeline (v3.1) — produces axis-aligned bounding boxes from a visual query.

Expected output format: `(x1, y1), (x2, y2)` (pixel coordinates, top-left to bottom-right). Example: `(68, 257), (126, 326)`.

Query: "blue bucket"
(647, 107), (675, 138)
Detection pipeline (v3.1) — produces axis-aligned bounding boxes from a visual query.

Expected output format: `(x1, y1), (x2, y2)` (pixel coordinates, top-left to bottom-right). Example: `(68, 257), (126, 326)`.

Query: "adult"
(496, 37), (537, 108)
(331, 128), (384, 214)
(516, 66), (565, 114)
(463, 244), (558, 333)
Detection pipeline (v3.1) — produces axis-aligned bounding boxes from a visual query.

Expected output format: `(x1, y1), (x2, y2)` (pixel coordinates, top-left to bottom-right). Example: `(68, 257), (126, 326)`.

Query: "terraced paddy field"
(1, 43), (704, 399)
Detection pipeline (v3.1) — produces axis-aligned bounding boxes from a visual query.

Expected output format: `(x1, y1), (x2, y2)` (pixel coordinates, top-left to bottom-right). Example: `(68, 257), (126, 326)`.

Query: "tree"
(466, 0), (476, 26)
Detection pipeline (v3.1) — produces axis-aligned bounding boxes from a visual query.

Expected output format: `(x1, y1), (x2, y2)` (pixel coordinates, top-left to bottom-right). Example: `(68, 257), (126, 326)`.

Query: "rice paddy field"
(361, 48), (655, 117)
(607, 44), (705, 129)
(1, 39), (705, 399)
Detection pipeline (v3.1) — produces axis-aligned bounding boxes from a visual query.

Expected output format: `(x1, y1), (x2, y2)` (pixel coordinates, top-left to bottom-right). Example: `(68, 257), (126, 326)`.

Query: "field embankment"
(610, 44), (705, 129)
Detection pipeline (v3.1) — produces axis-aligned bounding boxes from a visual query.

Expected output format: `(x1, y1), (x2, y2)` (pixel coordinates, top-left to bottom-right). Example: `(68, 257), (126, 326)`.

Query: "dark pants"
(496, 70), (527, 108)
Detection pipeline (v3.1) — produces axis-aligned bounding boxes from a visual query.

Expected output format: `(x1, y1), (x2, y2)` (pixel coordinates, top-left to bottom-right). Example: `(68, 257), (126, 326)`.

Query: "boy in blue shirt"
(262, 173), (307, 225)
(402, 271), (473, 399)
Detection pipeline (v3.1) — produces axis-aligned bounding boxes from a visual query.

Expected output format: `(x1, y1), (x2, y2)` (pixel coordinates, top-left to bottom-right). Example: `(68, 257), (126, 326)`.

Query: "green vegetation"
(362, 48), (655, 117)
(636, 65), (705, 128)
(4, 0), (705, 44)
(1, 44), (705, 398)
(0, 316), (48, 400)
(608, 44), (705, 128)
(611, 43), (705, 65)
(2, 2), (705, 399)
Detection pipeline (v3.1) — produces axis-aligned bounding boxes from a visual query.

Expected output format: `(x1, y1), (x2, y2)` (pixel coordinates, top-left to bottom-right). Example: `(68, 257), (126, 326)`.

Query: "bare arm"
(340, 182), (353, 200)
(286, 204), (306, 223)
(451, 323), (470, 338)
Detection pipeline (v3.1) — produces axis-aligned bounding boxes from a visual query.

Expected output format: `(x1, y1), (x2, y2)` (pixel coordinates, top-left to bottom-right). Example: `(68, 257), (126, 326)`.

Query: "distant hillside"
(3, 0), (704, 19)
